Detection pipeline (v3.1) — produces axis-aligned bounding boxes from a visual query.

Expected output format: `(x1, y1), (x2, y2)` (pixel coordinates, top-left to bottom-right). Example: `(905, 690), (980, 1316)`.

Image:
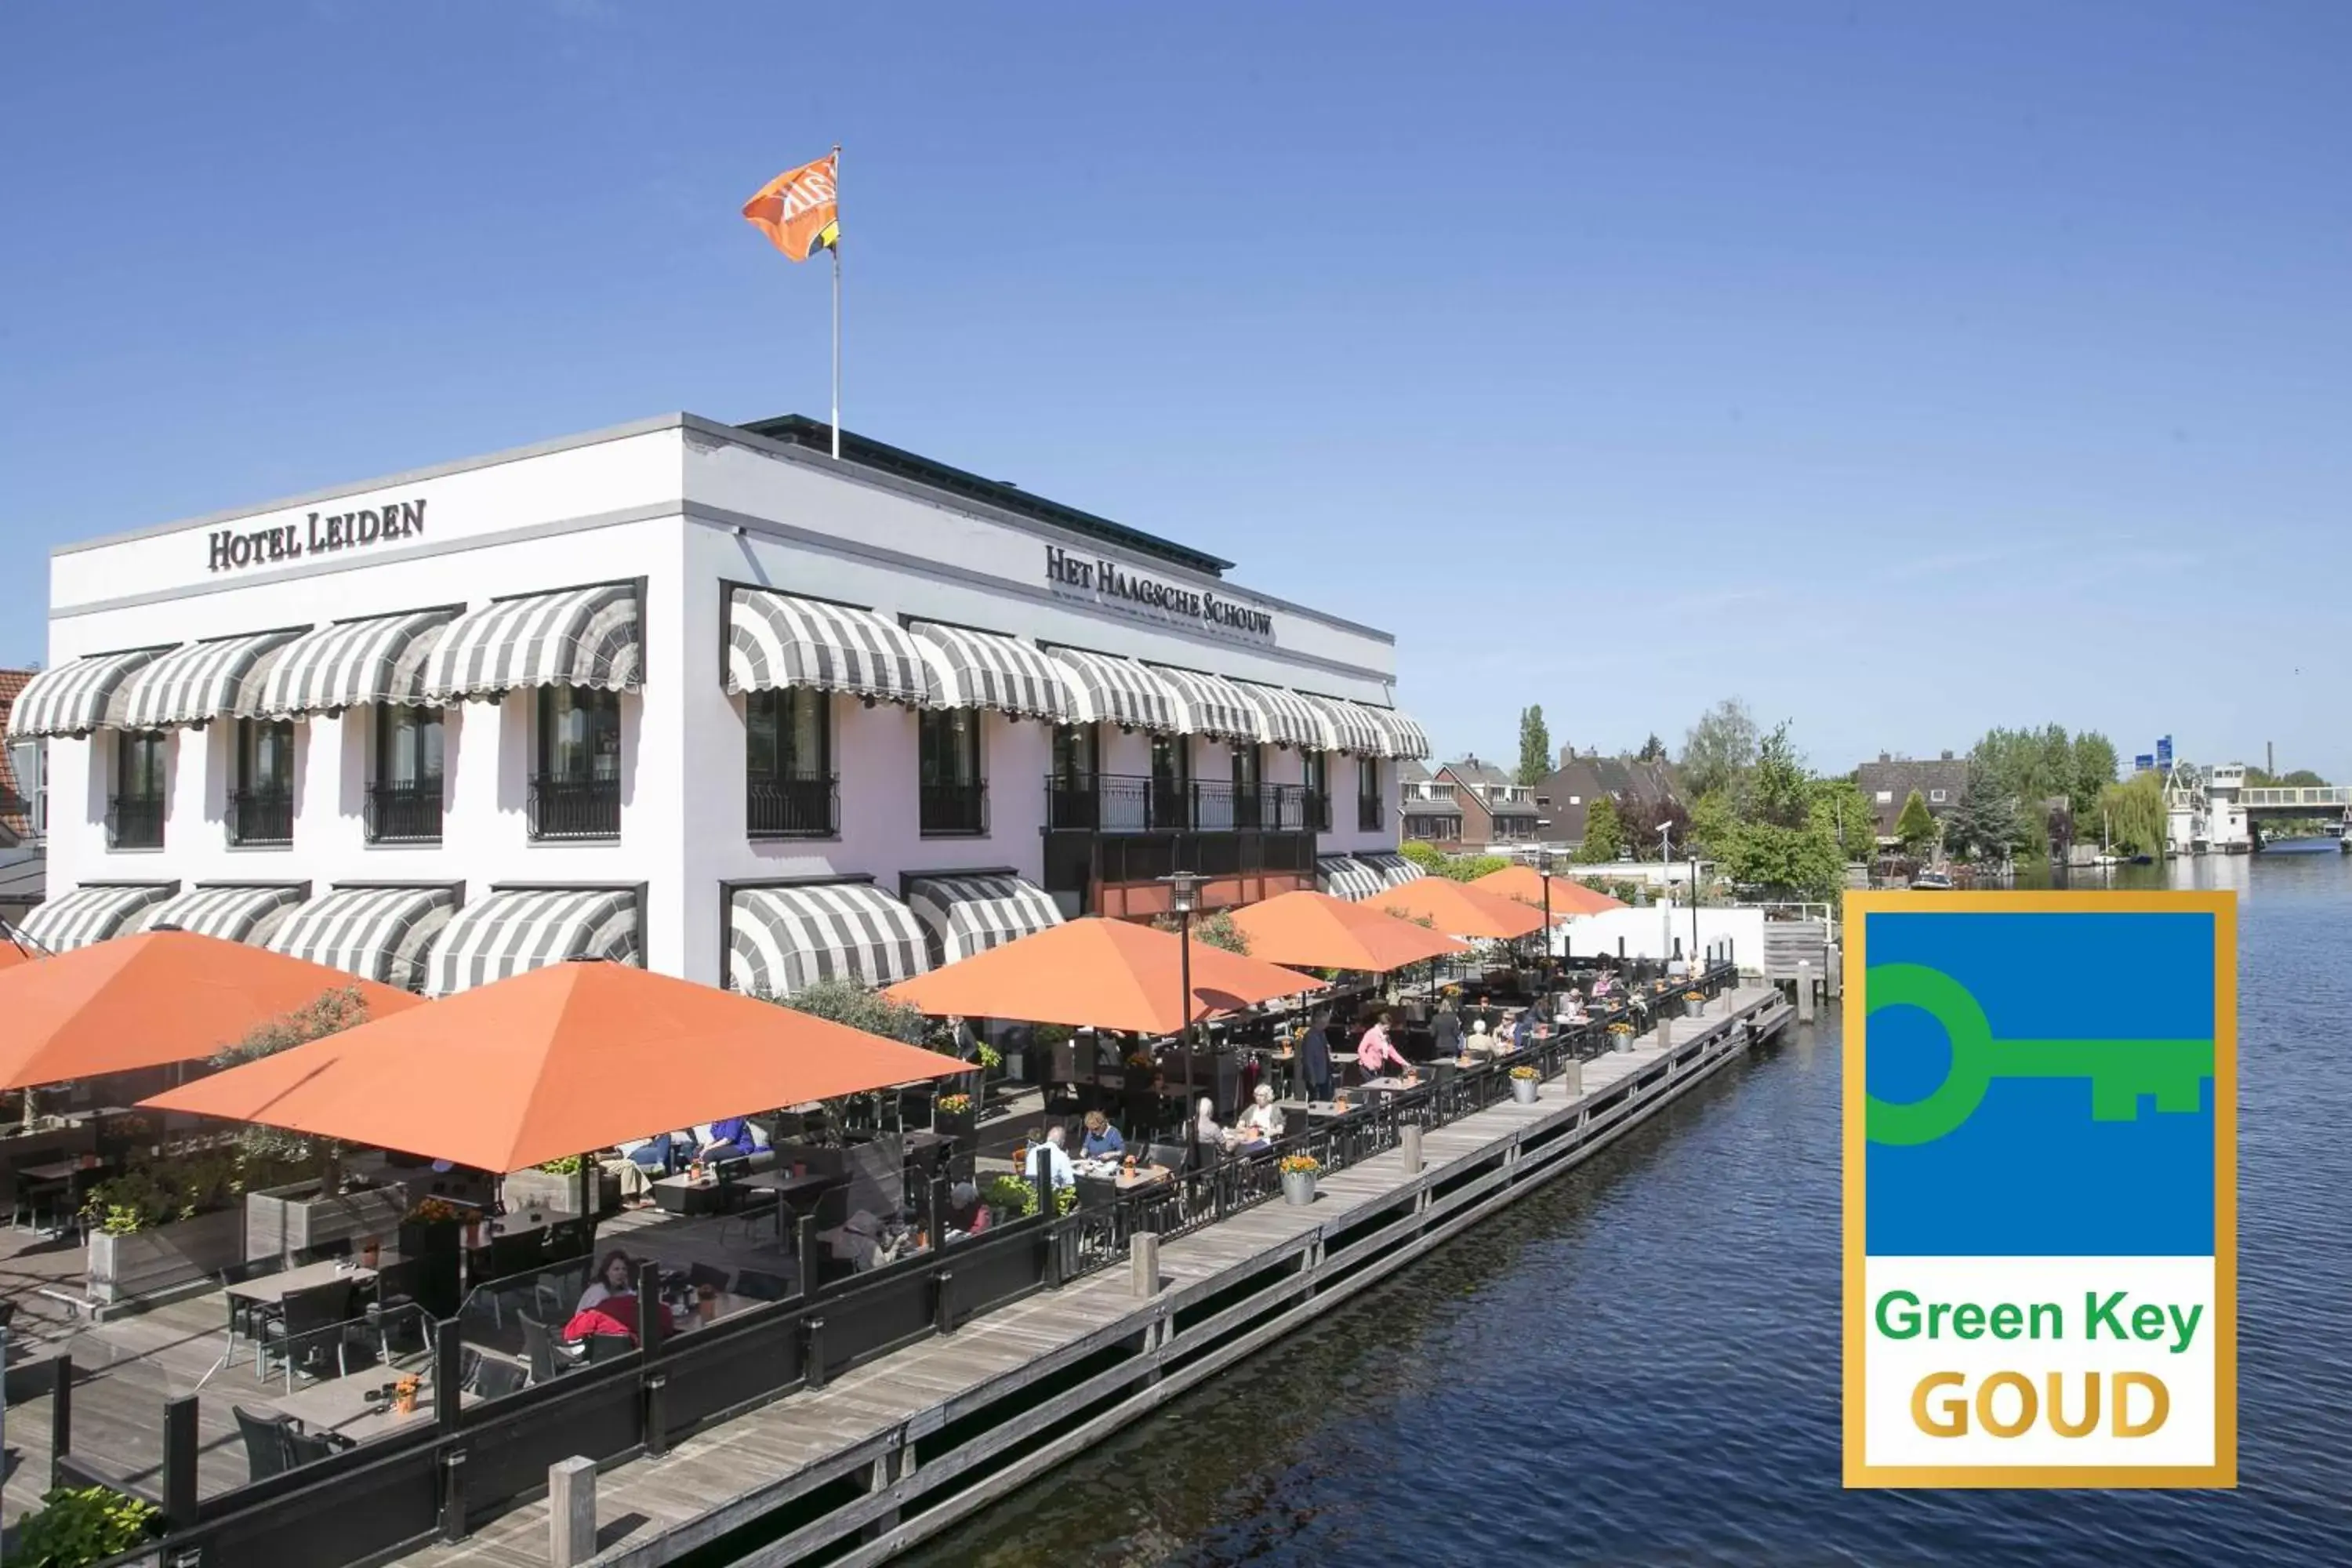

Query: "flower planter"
(932, 1109), (976, 1145)
(1510, 1076), (1540, 1105)
(1280, 1170), (1318, 1206)
(246, 1180), (411, 1263)
(87, 1207), (245, 1307)
(397, 1219), (464, 1317)
(503, 1167), (621, 1218)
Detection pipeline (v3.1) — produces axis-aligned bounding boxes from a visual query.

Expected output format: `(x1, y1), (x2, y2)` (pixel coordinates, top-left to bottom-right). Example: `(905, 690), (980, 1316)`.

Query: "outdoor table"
(201, 1259), (379, 1388)
(1071, 1159), (1171, 1192)
(649, 1174), (727, 1218)
(733, 1167), (841, 1243)
(14, 1157), (94, 1235)
(270, 1370), (435, 1439)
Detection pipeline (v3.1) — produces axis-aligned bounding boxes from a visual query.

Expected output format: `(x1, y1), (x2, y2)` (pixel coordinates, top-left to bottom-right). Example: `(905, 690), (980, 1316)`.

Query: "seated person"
(1193, 1097), (1225, 1152)
(698, 1116), (758, 1163)
(945, 1179), (991, 1238)
(1024, 1125), (1077, 1189)
(564, 1250), (677, 1345)
(619, 1133), (677, 1174)
(1233, 1084), (1285, 1152)
(1079, 1109), (1125, 1160)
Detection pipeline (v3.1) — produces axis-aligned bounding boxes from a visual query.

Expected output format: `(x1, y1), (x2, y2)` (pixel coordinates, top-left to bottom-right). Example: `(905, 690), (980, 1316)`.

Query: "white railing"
(2241, 786), (2351, 809)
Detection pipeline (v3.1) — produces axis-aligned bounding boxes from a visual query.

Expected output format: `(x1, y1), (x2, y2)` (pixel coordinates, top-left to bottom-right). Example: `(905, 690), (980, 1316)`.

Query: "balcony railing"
(227, 789), (294, 848)
(107, 794), (165, 850)
(749, 775), (838, 839)
(1044, 774), (1316, 834)
(366, 782), (445, 844)
(1358, 797), (1385, 833)
(528, 777), (620, 841)
(920, 780), (989, 837)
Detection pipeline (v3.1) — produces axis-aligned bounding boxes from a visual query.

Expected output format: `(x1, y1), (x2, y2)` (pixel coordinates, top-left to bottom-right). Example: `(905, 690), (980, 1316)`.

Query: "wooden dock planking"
(387, 988), (1790, 1568)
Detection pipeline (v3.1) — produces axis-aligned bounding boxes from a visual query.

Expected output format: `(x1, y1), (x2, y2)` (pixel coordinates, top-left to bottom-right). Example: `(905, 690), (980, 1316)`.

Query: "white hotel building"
(7, 414), (1428, 999)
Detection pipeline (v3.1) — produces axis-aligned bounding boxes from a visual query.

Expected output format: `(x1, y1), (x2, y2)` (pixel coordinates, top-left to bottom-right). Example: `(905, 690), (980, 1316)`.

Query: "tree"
(1575, 794), (1623, 863)
(776, 978), (927, 1043)
(1638, 733), (1667, 762)
(1617, 792), (1691, 860)
(1893, 789), (1938, 855)
(1680, 699), (1759, 800)
(209, 986), (378, 1178)
(1719, 818), (1844, 901)
(1686, 790), (1740, 859)
(1431, 853), (1512, 882)
(1748, 720), (1812, 829)
(2098, 771), (2167, 855)
(1515, 706), (1552, 786)
(1811, 777), (1882, 863)
(1943, 763), (2024, 864)
(1398, 840), (1447, 873)
(2071, 732), (2119, 822)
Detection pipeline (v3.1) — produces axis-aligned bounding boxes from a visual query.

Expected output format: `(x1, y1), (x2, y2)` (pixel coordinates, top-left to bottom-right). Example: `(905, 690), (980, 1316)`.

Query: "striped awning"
(132, 884), (307, 946)
(726, 588), (927, 706)
(5, 649), (167, 739)
(266, 884), (460, 992)
(1316, 855), (1387, 903)
(111, 630), (307, 731)
(426, 887), (642, 998)
(1295, 693), (1388, 757)
(906, 874), (1064, 966)
(728, 882), (930, 999)
(239, 608), (457, 719)
(423, 583), (641, 703)
(1147, 666), (1257, 743)
(1232, 681), (1325, 750)
(909, 623), (1071, 722)
(1042, 648), (1178, 732)
(1365, 706), (1432, 760)
(16, 883), (176, 953)
(1357, 850), (1425, 887)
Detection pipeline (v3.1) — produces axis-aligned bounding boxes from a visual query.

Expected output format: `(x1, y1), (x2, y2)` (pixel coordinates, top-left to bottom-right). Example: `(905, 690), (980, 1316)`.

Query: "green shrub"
(15, 1485), (161, 1567)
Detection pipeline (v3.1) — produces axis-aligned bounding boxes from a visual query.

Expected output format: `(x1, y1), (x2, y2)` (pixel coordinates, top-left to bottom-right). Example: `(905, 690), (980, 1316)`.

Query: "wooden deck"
(396, 987), (1793, 1568)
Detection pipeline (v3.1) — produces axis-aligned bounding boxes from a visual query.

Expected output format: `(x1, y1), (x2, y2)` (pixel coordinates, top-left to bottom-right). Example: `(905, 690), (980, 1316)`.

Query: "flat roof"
(737, 416), (1236, 578)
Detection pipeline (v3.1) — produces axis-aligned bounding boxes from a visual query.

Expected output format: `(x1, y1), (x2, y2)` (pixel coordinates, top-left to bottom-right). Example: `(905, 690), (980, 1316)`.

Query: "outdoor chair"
(686, 1263), (732, 1299)
(365, 1258), (429, 1363)
(583, 1332), (635, 1364)
(259, 1278), (357, 1392)
(518, 1312), (573, 1385)
(466, 1353), (528, 1400)
(234, 1405), (297, 1480)
(731, 1268), (791, 1302)
(1144, 1142), (1189, 1178)
(546, 1217), (596, 1262)
(535, 1257), (591, 1326)
(219, 1258), (283, 1344)
(285, 1426), (354, 1465)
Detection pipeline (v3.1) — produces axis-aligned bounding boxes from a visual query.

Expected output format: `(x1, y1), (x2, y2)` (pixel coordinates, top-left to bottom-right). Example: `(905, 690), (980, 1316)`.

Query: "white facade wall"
(40, 415), (1410, 985)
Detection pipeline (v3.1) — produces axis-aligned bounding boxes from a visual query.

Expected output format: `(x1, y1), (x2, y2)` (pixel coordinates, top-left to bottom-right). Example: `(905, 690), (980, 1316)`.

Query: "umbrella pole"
(1178, 906), (1195, 1116)
(575, 1152), (593, 1221)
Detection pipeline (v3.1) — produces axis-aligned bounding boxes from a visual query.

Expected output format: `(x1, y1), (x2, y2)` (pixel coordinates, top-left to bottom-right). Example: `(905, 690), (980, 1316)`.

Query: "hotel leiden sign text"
(1044, 545), (1273, 643)
(208, 495), (426, 573)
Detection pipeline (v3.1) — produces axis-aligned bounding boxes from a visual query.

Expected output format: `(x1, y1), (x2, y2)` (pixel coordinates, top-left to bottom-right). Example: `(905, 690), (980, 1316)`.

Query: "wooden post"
(1798, 961), (1817, 1023)
(1658, 1017), (1674, 1051)
(1563, 1058), (1582, 1098)
(1400, 1123), (1422, 1175)
(1130, 1231), (1161, 1298)
(162, 1394), (200, 1529)
(549, 1457), (597, 1567)
(1827, 942), (1844, 997)
(48, 1352), (71, 1490)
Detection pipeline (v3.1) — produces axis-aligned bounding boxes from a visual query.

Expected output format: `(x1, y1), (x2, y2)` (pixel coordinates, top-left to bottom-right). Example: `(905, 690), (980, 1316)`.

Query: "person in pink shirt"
(1355, 1009), (1411, 1080)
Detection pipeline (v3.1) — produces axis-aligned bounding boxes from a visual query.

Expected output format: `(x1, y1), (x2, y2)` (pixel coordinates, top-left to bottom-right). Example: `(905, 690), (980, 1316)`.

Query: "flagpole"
(830, 143), (842, 460)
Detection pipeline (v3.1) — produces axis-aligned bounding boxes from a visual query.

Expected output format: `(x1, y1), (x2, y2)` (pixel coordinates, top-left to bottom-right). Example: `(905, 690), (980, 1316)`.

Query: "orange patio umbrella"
(1373, 878), (1549, 942)
(140, 959), (972, 1173)
(1470, 864), (1628, 916)
(1228, 891), (1467, 974)
(0, 930), (426, 1092)
(883, 916), (1326, 1034)
(0, 942), (34, 972)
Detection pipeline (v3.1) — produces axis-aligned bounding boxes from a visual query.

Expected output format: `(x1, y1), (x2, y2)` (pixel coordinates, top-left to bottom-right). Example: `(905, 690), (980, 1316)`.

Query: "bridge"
(2239, 786), (2352, 816)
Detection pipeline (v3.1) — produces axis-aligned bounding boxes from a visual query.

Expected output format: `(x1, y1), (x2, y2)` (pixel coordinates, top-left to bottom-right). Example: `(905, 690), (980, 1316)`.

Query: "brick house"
(1435, 754), (1541, 851)
(1397, 758), (1464, 848)
(1529, 746), (1682, 850)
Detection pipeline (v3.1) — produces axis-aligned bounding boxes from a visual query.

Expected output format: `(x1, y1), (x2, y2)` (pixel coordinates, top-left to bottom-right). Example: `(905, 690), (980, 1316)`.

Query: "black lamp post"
(1161, 870), (1206, 1115)
(1535, 846), (1555, 974)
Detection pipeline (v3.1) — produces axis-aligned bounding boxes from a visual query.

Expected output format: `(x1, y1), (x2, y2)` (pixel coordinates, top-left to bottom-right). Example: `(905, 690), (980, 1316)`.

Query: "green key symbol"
(1865, 963), (2213, 1147)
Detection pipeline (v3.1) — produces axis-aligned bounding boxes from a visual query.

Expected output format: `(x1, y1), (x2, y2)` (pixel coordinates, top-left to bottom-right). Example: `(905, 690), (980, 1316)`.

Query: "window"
(5, 738), (44, 843)
(1301, 750), (1330, 832)
(748, 687), (834, 837)
(1875, 789), (1893, 804)
(532, 688), (622, 840)
(1149, 732), (1191, 831)
(370, 706), (445, 844)
(1929, 789), (1947, 804)
(1231, 743), (1264, 829)
(919, 707), (986, 835)
(1568, 795), (1581, 806)
(230, 718), (296, 846)
(111, 731), (167, 849)
(1047, 723), (1099, 829)
(1357, 756), (1383, 833)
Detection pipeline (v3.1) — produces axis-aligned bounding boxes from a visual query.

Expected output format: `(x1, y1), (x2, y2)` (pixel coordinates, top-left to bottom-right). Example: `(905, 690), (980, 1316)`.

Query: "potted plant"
(397, 1196), (467, 1317)
(1509, 1065), (1541, 1105)
(1682, 989), (1706, 1018)
(1606, 1021), (1635, 1051)
(933, 1091), (976, 1142)
(1279, 1153), (1320, 1206)
(15, 1484), (160, 1567)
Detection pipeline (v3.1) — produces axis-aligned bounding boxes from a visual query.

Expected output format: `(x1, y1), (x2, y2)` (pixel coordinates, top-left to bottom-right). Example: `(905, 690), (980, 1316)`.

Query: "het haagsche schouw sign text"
(1045, 545), (1272, 637)
(208, 495), (426, 572)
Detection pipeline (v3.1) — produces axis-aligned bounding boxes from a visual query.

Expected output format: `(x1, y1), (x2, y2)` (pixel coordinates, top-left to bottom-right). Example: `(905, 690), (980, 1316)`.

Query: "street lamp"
(1657, 823), (1675, 970)
(1535, 846), (1555, 973)
(1160, 870), (1207, 1115)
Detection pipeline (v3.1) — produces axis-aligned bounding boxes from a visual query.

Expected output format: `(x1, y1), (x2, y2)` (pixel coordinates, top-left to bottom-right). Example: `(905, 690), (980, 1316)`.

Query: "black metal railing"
(748, 775), (838, 839)
(1304, 791), (1332, 833)
(365, 782), (444, 844)
(920, 780), (989, 836)
(1357, 797), (1385, 832)
(227, 789), (294, 847)
(528, 777), (620, 840)
(106, 794), (164, 850)
(1044, 774), (1315, 834)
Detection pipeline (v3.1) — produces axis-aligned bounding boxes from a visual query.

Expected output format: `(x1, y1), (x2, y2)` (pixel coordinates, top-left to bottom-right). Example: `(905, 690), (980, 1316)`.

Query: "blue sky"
(4, 2), (2346, 779)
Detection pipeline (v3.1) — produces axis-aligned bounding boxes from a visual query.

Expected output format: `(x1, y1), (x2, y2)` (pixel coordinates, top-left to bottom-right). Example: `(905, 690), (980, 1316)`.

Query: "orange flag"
(742, 152), (840, 262)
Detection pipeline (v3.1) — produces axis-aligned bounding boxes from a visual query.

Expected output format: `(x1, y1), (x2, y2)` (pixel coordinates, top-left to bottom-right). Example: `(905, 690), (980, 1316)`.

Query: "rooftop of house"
(1855, 752), (1973, 822)
(0, 670), (33, 842)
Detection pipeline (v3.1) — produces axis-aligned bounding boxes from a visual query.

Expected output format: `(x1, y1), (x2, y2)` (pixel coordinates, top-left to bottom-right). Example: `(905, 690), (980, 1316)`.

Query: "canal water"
(903, 855), (2351, 1567)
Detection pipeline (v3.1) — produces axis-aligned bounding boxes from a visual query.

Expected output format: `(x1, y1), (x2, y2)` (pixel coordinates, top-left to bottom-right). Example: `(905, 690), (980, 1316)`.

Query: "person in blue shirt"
(1080, 1110), (1125, 1159)
(698, 1117), (757, 1162)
